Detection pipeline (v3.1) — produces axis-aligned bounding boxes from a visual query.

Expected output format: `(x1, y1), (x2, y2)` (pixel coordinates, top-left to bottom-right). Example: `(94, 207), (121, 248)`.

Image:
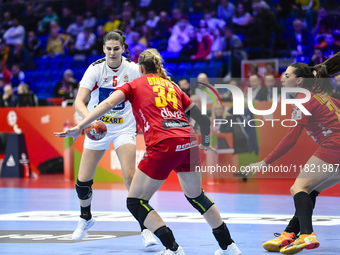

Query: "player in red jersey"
(245, 52), (340, 254)
(55, 48), (242, 255)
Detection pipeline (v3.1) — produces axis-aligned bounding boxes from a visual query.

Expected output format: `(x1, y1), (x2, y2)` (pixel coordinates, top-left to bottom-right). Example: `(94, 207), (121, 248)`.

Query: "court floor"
(1, 176), (340, 255)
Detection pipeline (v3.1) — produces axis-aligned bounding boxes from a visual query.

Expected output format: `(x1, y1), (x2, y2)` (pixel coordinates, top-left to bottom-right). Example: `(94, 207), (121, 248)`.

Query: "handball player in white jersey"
(72, 29), (158, 247)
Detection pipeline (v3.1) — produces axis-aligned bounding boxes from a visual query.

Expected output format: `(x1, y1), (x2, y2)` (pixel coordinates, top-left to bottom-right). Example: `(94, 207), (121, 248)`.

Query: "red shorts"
(314, 145), (340, 165)
(138, 137), (201, 180)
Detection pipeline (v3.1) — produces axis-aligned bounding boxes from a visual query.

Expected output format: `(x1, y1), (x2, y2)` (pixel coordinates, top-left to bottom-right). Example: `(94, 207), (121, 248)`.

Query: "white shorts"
(84, 131), (137, 151)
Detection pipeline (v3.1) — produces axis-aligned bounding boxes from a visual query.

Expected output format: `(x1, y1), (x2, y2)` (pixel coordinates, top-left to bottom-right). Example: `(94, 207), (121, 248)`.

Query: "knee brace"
(75, 179), (93, 200)
(127, 197), (154, 225)
(185, 190), (214, 215)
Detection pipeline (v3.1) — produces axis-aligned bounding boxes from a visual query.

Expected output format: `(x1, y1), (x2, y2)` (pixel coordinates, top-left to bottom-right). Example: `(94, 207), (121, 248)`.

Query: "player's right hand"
(242, 161), (267, 176)
(199, 144), (218, 154)
(54, 126), (82, 142)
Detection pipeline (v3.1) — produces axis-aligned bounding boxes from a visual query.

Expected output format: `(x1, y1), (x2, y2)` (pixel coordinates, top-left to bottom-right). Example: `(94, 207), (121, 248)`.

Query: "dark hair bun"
(113, 29), (123, 36)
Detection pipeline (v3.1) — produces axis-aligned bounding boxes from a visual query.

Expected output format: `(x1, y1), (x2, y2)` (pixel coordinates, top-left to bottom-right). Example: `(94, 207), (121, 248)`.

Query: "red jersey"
(292, 92), (340, 147)
(117, 74), (194, 147)
(264, 92), (340, 164)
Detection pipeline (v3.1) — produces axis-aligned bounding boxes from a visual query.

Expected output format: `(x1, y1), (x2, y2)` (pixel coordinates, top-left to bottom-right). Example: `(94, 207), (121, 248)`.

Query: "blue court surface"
(1, 187), (340, 255)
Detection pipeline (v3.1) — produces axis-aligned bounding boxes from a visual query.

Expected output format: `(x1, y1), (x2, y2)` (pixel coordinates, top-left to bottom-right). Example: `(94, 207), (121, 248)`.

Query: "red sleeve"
(181, 90), (192, 111)
(291, 93), (313, 125)
(263, 124), (305, 164)
(116, 82), (133, 102)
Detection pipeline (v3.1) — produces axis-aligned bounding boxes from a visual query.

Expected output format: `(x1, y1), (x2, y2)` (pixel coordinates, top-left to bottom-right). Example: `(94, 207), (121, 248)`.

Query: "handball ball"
(85, 120), (107, 141)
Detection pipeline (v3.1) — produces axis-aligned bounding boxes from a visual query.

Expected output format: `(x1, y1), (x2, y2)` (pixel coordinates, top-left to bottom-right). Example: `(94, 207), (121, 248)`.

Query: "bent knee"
(290, 184), (311, 196)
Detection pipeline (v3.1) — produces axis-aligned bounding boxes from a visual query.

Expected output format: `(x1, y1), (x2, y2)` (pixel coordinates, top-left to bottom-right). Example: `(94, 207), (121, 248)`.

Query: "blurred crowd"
(0, 0), (340, 107)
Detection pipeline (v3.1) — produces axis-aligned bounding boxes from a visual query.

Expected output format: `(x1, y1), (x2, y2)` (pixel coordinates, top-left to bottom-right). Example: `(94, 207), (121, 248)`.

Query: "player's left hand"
(199, 144), (218, 154)
(242, 161), (267, 176)
(54, 126), (82, 142)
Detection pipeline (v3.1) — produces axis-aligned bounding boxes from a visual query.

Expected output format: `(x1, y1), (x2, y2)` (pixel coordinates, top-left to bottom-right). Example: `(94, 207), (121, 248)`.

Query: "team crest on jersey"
(124, 74), (129, 83)
(291, 106), (302, 120)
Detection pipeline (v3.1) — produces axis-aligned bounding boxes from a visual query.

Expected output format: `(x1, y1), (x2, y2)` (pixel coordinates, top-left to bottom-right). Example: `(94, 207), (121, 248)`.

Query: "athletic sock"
(140, 223), (147, 231)
(154, 226), (179, 251)
(294, 191), (314, 234)
(80, 205), (92, 221)
(212, 222), (233, 250)
(285, 190), (319, 235)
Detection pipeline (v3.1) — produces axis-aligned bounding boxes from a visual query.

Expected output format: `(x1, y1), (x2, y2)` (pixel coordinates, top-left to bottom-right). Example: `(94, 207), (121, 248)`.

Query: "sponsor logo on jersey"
(124, 74), (129, 83)
(99, 115), (124, 124)
(162, 120), (190, 129)
(175, 140), (198, 151)
(103, 78), (108, 82)
(160, 107), (183, 119)
(291, 106), (302, 120)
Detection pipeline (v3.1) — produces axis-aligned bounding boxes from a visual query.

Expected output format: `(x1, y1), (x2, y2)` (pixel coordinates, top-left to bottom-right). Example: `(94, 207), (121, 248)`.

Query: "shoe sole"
(144, 241), (158, 248)
(280, 242), (319, 254)
(263, 239), (294, 252)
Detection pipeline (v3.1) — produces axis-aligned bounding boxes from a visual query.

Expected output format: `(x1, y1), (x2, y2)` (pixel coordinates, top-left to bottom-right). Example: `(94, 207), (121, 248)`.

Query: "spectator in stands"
(0, 40), (10, 66)
(169, 8), (189, 31)
(2, 85), (17, 107)
(10, 64), (25, 92)
(178, 78), (191, 97)
(49, 20), (62, 34)
(203, 10), (226, 30)
(139, 25), (152, 47)
(309, 48), (325, 66)
(7, 42), (31, 70)
(93, 25), (105, 55)
(46, 29), (72, 58)
(17, 83), (38, 106)
(179, 28), (199, 60)
(241, 63), (263, 92)
(25, 31), (41, 58)
(217, 0), (235, 21)
(247, 3), (280, 53)
(118, 11), (135, 31)
(211, 104), (232, 133)
(289, 19), (313, 63)
(132, 45), (143, 63)
(231, 2), (253, 34)
(146, 10), (160, 28)
(248, 74), (265, 100)
(209, 27), (225, 60)
(265, 63), (280, 79)
(313, 7), (334, 36)
(20, 4), (40, 33)
(296, 0), (320, 31)
(319, 34), (340, 59)
(83, 11), (97, 29)
(0, 12), (12, 37)
(75, 27), (96, 55)
(38, 6), (60, 34)
(60, 7), (75, 32)
(195, 73), (214, 103)
(220, 27), (245, 78)
(167, 19), (193, 53)
(261, 73), (281, 101)
(151, 11), (170, 51)
(53, 69), (78, 99)
(273, 0), (297, 19)
(0, 61), (11, 85)
(129, 32), (147, 58)
(0, 78), (4, 95)
(103, 13), (120, 33)
(192, 26), (213, 60)
(123, 23), (133, 46)
(134, 13), (147, 31)
(332, 74), (340, 99)
(3, 18), (26, 46)
(223, 79), (240, 101)
(67, 15), (85, 40)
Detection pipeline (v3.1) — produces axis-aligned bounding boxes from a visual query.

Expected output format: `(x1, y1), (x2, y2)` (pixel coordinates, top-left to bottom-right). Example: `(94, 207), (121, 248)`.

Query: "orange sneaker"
(262, 232), (296, 252)
(280, 232), (319, 254)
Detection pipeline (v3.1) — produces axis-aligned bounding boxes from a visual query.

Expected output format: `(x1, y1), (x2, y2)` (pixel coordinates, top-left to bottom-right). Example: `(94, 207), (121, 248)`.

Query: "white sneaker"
(141, 229), (158, 247)
(157, 246), (185, 255)
(215, 243), (242, 255)
(72, 218), (95, 241)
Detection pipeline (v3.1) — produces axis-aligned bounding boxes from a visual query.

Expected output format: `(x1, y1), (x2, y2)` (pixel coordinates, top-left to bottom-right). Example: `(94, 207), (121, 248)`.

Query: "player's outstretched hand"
(199, 144), (218, 154)
(242, 160), (267, 176)
(54, 126), (81, 142)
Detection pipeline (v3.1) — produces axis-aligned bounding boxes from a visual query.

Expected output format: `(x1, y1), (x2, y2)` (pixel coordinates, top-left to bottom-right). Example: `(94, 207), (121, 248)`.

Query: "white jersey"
(79, 56), (140, 133)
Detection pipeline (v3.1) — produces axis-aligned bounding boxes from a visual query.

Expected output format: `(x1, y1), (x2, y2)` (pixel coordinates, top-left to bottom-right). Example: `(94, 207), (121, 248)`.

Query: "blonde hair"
(138, 48), (179, 88)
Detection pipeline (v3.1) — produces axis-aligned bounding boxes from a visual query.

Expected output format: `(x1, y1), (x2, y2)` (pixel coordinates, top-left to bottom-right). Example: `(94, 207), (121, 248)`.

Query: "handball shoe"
(215, 243), (242, 255)
(263, 232), (296, 252)
(141, 229), (158, 247)
(280, 233), (319, 254)
(157, 246), (185, 255)
(72, 218), (95, 241)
